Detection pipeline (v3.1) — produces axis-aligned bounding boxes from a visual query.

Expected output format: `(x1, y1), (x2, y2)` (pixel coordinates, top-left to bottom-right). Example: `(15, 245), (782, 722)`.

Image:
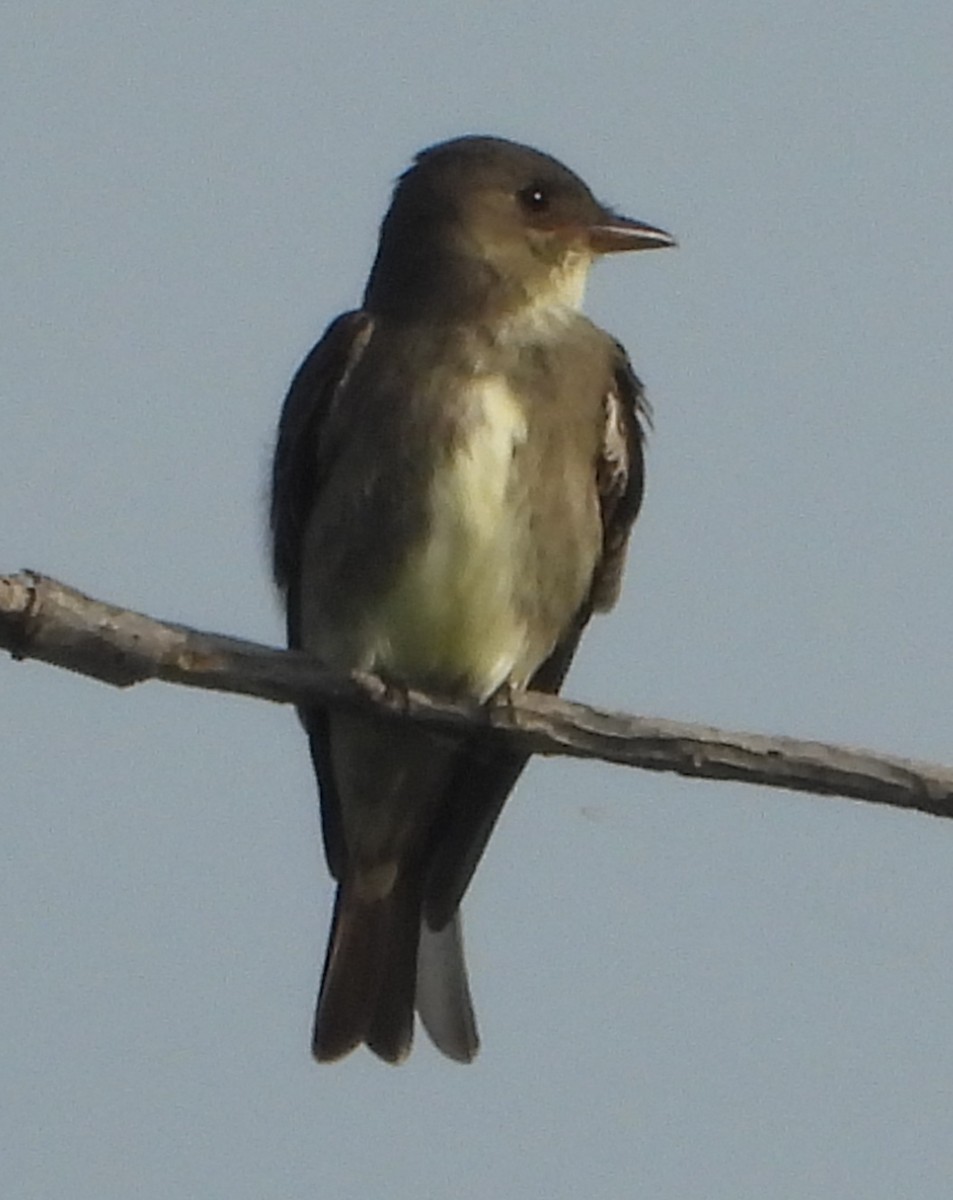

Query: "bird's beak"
(587, 213), (676, 254)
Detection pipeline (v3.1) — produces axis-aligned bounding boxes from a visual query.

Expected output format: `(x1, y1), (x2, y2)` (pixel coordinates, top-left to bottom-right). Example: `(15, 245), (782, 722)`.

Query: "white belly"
(366, 377), (533, 697)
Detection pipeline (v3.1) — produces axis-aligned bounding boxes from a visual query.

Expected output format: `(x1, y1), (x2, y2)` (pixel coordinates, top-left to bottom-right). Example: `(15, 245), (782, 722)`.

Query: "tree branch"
(2, 570), (951, 820)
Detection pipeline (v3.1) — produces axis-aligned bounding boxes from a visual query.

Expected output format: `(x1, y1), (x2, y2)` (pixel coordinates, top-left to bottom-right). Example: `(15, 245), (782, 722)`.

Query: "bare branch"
(2, 570), (952, 819)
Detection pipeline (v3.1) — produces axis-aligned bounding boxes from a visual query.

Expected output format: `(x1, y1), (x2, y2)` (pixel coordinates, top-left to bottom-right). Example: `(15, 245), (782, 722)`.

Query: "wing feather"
(590, 341), (648, 612)
(270, 310), (373, 611)
(269, 309), (374, 881)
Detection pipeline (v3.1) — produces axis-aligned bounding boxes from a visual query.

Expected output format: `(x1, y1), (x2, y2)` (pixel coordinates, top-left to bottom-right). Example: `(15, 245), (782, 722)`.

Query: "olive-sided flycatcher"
(270, 135), (674, 1064)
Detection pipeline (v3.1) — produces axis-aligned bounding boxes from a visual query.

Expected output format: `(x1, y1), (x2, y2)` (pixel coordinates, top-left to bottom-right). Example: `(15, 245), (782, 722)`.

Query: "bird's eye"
(518, 184), (551, 214)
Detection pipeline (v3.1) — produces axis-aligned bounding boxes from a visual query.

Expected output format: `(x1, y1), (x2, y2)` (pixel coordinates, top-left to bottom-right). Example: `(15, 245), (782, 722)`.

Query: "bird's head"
(365, 135), (674, 322)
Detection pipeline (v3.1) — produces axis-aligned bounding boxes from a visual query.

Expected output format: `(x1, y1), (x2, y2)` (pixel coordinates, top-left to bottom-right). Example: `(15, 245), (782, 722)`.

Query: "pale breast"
(365, 375), (537, 697)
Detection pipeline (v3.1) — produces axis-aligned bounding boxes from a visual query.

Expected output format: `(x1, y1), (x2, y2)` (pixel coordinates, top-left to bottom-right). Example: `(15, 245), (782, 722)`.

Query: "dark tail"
(313, 871), (479, 1065)
(313, 871), (420, 1064)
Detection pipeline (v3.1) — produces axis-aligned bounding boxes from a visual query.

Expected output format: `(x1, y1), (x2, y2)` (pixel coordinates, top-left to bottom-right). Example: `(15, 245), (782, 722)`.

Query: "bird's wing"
(589, 339), (649, 611)
(270, 310), (374, 612)
(422, 341), (650, 929)
(270, 309), (374, 879)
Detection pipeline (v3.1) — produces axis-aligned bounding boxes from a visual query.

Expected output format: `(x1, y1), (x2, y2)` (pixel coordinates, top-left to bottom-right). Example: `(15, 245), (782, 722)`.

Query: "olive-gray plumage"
(270, 135), (673, 1063)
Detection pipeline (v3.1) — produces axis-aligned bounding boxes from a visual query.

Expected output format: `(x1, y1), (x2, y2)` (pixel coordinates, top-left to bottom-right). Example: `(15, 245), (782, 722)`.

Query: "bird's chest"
(429, 376), (529, 556)
(368, 376), (537, 694)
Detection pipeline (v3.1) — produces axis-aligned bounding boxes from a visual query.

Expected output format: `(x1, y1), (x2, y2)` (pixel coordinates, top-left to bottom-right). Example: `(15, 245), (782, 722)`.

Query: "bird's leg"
(488, 678), (520, 727)
(378, 672), (413, 720)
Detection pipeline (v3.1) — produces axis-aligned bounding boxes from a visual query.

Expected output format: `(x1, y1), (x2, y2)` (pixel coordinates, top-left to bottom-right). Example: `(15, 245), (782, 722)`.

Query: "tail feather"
(416, 913), (479, 1063)
(365, 883), (421, 1063)
(313, 873), (480, 1064)
(313, 872), (420, 1064)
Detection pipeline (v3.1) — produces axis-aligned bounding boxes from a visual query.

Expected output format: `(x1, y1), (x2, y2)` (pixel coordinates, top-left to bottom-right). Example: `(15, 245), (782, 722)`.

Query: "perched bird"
(270, 135), (674, 1064)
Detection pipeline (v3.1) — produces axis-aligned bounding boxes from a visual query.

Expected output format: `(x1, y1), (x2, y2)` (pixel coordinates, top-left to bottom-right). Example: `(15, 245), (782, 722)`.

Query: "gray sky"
(3, 2), (953, 1197)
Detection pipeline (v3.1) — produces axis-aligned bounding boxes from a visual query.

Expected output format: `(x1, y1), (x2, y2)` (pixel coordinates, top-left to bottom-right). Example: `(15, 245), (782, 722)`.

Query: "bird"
(269, 134), (674, 1064)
